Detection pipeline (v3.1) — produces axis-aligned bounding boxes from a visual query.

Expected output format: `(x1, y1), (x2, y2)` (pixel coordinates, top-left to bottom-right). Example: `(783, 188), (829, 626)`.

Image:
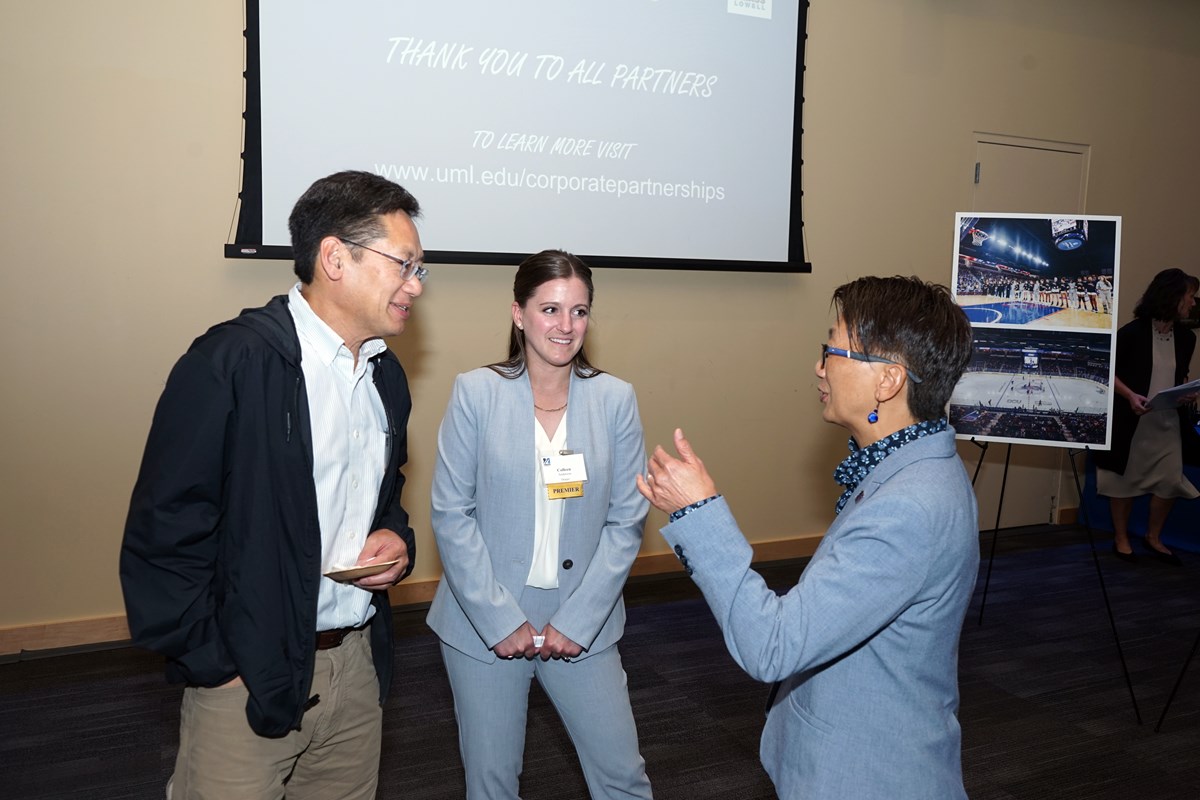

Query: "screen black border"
(225, 1), (811, 273)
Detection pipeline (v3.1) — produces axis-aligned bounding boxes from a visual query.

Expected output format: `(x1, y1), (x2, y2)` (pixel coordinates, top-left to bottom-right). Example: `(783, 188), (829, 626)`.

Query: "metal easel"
(1156, 627), (1200, 732)
(968, 439), (1142, 724)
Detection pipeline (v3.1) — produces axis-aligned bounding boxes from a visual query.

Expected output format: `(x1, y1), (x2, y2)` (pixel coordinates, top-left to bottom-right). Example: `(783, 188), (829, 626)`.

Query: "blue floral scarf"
(833, 418), (948, 514)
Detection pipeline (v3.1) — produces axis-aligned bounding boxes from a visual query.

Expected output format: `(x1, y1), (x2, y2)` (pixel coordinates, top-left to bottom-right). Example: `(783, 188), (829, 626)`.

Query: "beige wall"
(2, 1), (1198, 641)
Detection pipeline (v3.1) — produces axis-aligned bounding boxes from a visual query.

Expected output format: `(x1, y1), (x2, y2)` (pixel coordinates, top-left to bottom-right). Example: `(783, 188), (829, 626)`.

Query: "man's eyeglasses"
(820, 344), (923, 384)
(339, 238), (428, 283)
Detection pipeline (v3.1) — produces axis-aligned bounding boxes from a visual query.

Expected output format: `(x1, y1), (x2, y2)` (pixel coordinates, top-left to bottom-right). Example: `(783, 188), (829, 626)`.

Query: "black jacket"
(120, 295), (415, 736)
(1093, 317), (1196, 475)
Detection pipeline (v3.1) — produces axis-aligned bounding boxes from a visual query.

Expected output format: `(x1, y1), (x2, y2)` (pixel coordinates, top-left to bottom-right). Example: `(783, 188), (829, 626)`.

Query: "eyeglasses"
(820, 344), (923, 384)
(339, 238), (429, 283)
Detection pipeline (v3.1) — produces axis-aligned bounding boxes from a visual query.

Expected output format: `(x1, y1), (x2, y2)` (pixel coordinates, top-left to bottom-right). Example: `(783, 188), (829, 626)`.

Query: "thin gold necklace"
(534, 401), (568, 413)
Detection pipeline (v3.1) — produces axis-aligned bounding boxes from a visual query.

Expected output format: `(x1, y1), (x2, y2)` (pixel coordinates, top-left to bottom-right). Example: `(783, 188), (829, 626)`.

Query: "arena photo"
(949, 328), (1113, 447)
(952, 215), (1118, 331)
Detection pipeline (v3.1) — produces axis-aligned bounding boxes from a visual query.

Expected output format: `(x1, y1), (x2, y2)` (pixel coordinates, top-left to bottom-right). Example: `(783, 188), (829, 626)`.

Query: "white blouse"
(526, 416), (567, 588)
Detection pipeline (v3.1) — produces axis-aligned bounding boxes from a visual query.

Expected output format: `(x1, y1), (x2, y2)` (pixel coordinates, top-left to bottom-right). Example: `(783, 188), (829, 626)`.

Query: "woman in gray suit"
(638, 276), (977, 799)
(427, 250), (653, 799)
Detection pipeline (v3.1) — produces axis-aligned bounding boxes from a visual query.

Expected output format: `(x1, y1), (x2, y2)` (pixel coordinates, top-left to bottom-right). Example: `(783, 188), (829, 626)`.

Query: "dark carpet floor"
(2, 526), (1198, 799)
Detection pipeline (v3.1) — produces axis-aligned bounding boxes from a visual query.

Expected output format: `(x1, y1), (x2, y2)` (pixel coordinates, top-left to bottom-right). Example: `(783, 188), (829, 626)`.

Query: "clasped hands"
(492, 428), (715, 663)
(495, 622), (581, 661)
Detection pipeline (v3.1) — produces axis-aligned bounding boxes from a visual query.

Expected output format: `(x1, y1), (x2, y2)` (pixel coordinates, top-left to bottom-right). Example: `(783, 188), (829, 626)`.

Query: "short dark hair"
(1133, 268), (1198, 322)
(287, 170), (421, 283)
(488, 249), (603, 379)
(832, 276), (973, 421)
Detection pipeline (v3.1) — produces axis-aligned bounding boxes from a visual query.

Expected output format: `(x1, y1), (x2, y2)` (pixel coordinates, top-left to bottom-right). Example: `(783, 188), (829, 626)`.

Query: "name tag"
(540, 452), (587, 484)
(541, 452), (587, 500)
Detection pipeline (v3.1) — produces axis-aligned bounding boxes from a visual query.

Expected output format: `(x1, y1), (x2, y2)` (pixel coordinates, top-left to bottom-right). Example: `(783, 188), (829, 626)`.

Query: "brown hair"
(1133, 268), (1198, 322)
(487, 249), (603, 379)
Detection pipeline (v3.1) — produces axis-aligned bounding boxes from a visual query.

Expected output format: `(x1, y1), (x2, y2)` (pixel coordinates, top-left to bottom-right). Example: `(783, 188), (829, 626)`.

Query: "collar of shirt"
(288, 283), (387, 369)
(832, 418), (948, 515)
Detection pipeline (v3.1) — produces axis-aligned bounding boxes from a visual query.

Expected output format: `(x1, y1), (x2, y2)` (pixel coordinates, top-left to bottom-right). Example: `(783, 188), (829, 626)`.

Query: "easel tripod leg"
(1070, 448), (1142, 725)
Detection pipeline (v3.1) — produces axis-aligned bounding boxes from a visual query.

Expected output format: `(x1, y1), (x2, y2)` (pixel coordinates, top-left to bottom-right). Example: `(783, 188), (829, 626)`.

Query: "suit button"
(562, 559), (573, 570)
(674, 544), (683, 556)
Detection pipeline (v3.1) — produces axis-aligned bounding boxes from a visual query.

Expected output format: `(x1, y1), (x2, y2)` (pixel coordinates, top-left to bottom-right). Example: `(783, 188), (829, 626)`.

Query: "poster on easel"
(948, 213), (1119, 449)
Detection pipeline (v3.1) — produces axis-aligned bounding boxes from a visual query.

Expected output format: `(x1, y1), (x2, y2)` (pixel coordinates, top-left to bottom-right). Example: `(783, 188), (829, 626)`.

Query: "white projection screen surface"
(227, 0), (810, 272)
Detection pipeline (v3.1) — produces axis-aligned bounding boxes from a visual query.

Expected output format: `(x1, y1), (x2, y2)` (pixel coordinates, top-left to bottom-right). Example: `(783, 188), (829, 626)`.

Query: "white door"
(961, 133), (1090, 528)
(974, 134), (1088, 214)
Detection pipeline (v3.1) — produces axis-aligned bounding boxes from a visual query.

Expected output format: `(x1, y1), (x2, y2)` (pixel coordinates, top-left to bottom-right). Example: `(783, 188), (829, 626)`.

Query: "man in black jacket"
(121, 170), (427, 799)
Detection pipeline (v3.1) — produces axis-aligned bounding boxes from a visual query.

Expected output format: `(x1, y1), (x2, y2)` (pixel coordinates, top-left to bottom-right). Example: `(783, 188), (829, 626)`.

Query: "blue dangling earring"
(867, 407), (879, 424)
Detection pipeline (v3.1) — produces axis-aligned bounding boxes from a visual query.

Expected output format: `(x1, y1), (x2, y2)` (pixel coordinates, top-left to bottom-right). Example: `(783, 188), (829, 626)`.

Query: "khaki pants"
(168, 629), (382, 800)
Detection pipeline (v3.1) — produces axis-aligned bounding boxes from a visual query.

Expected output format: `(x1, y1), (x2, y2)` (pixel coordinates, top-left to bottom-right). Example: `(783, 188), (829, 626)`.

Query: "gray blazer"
(661, 430), (978, 799)
(427, 367), (649, 663)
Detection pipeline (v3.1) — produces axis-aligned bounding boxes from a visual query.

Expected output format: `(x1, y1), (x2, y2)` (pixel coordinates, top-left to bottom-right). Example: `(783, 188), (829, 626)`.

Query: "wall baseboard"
(0, 615), (134, 659)
(0, 533), (824, 657)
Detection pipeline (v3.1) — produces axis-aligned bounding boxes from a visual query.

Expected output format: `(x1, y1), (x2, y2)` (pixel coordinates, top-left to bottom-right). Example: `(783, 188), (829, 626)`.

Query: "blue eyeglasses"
(339, 238), (428, 283)
(820, 344), (923, 384)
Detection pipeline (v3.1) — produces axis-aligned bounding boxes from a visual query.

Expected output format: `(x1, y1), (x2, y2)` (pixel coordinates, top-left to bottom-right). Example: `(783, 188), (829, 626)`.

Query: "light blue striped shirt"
(288, 283), (388, 631)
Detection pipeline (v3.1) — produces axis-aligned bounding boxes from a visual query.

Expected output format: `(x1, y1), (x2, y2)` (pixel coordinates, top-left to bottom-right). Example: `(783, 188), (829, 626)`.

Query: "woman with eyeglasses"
(638, 275), (977, 800)
(427, 249), (653, 799)
(1093, 267), (1199, 565)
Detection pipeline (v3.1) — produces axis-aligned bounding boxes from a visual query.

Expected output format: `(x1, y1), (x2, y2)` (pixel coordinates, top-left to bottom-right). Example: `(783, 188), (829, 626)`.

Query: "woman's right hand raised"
(494, 621), (540, 660)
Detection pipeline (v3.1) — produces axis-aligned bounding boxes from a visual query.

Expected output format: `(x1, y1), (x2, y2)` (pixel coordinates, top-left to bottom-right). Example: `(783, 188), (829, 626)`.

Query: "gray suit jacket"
(661, 430), (978, 799)
(427, 367), (649, 663)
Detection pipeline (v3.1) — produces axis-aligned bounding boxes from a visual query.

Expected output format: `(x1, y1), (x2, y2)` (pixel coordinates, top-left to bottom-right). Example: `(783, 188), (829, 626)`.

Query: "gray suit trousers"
(439, 587), (653, 800)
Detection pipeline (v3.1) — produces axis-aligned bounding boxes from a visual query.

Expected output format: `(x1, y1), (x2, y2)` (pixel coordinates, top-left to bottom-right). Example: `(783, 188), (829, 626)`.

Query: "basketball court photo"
(953, 215), (1118, 331)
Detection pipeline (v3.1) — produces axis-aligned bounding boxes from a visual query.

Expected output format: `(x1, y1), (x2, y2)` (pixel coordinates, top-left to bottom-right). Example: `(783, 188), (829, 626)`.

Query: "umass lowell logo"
(728, 0), (771, 19)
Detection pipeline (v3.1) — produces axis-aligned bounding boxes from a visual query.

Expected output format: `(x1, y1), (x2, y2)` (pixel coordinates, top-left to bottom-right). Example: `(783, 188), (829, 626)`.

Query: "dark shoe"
(1111, 544), (1137, 563)
(1141, 540), (1183, 566)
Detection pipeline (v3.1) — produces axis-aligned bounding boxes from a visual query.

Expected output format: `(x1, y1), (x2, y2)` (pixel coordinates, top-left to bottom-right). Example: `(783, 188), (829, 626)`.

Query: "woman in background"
(1094, 267), (1199, 565)
(427, 250), (653, 799)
